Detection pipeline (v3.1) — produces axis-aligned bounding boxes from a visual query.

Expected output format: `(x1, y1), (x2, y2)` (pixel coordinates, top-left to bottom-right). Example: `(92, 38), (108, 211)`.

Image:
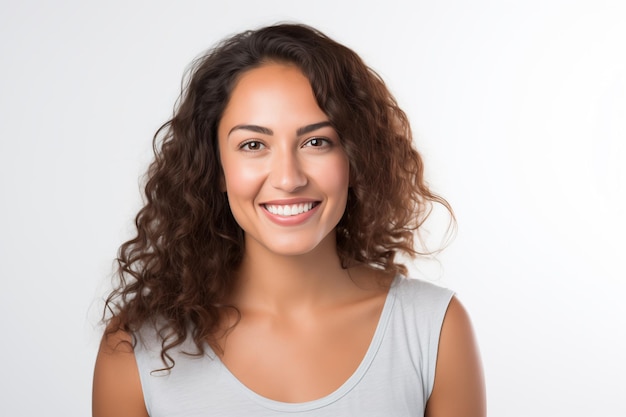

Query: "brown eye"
(304, 137), (330, 148)
(240, 140), (265, 151)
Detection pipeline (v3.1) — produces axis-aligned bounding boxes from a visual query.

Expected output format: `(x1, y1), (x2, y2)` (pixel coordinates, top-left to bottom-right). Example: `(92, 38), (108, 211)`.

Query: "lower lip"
(261, 203), (320, 226)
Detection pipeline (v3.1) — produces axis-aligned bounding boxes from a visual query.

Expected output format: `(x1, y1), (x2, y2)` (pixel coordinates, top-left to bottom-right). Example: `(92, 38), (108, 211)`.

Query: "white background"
(1, 0), (624, 416)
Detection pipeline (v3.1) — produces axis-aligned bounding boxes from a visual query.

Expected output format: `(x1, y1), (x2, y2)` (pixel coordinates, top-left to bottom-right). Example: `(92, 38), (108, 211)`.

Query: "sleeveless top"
(133, 276), (454, 416)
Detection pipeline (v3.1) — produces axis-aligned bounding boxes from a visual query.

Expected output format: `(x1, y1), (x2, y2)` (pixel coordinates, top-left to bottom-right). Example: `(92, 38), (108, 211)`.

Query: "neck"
(231, 232), (355, 313)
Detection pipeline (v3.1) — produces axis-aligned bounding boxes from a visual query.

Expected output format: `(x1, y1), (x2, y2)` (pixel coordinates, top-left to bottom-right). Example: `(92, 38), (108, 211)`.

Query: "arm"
(92, 329), (149, 417)
(425, 296), (486, 417)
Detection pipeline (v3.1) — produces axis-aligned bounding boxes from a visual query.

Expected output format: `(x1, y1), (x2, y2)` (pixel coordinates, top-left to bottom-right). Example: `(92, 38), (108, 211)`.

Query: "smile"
(263, 202), (318, 217)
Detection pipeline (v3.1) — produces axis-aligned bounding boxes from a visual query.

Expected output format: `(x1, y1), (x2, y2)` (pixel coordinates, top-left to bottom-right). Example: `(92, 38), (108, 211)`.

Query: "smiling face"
(217, 63), (350, 258)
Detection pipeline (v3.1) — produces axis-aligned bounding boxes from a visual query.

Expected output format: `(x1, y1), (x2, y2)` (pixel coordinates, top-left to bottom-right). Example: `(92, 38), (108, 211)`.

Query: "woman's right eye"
(239, 140), (265, 151)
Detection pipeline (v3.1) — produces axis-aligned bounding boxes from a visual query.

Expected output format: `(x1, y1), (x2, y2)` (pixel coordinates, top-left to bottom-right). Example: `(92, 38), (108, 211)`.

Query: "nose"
(269, 149), (307, 192)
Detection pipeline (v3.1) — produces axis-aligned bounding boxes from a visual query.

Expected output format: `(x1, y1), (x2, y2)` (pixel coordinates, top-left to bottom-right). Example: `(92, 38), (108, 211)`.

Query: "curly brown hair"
(103, 23), (453, 369)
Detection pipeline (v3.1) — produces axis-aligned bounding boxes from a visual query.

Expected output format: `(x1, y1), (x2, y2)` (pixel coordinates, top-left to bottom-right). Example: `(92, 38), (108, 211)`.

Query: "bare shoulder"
(425, 296), (486, 417)
(92, 327), (149, 417)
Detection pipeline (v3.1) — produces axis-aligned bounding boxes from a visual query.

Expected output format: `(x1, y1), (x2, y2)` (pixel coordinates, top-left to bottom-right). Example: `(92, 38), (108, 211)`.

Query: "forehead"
(218, 63), (328, 134)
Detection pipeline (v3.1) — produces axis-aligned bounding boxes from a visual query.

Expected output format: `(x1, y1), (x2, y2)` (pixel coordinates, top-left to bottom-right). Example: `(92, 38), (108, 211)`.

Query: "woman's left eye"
(303, 137), (330, 148)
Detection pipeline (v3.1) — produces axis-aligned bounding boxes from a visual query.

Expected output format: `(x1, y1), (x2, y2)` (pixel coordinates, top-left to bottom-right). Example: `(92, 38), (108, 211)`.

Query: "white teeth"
(265, 202), (315, 216)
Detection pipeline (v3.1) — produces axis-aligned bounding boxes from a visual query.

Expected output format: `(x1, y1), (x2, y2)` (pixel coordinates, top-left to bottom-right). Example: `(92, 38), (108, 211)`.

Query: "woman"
(93, 23), (485, 417)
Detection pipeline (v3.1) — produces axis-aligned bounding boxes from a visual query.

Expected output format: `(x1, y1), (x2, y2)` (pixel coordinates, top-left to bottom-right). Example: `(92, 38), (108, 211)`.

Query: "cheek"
(222, 164), (259, 229)
(222, 161), (265, 201)
(317, 155), (350, 199)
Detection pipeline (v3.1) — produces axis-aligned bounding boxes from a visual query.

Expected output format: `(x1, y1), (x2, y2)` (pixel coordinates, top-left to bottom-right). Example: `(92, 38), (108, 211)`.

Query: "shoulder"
(393, 275), (452, 293)
(385, 276), (455, 381)
(425, 296), (486, 417)
(391, 275), (455, 313)
(92, 327), (149, 417)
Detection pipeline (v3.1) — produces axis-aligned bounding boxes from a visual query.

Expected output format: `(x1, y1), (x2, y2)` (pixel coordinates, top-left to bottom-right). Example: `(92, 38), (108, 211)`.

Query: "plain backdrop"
(1, 0), (624, 416)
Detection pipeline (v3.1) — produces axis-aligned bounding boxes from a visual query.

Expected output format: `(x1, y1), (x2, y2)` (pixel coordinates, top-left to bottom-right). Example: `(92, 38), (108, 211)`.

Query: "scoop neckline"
(208, 275), (400, 412)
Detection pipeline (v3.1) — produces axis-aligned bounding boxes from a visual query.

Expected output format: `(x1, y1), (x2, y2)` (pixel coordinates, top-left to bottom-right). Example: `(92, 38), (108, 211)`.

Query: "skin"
(425, 298), (486, 417)
(93, 329), (148, 417)
(217, 63), (350, 258)
(92, 63), (485, 417)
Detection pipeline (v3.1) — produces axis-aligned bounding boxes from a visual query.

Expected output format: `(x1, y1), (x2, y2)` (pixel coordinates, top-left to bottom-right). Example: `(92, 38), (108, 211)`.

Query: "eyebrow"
(296, 121), (333, 136)
(227, 121), (333, 137)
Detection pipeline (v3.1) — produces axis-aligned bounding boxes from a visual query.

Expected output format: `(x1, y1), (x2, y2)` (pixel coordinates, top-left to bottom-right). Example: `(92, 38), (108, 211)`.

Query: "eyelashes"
(303, 137), (332, 148)
(239, 140), (265, 151)
(238, 136), (334, 152)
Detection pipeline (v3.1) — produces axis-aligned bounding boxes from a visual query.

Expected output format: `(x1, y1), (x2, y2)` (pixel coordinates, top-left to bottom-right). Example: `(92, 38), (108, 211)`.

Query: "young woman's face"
(218, 63), (350, 257)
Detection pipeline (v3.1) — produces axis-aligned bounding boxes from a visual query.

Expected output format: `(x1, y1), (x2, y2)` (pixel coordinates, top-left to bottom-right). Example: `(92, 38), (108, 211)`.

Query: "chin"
(263, 241), (325, 257)
(247, 231), (336, 258)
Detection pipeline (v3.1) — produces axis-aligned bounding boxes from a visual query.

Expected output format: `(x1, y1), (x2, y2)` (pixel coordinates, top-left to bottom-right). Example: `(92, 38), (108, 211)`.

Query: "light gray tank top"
(134, 276), (454, 416)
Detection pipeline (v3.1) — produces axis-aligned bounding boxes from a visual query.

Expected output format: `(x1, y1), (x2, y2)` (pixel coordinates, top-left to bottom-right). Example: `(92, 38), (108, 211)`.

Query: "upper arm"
(92, 329), (149, 417)
(425, 296), (486, 417)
